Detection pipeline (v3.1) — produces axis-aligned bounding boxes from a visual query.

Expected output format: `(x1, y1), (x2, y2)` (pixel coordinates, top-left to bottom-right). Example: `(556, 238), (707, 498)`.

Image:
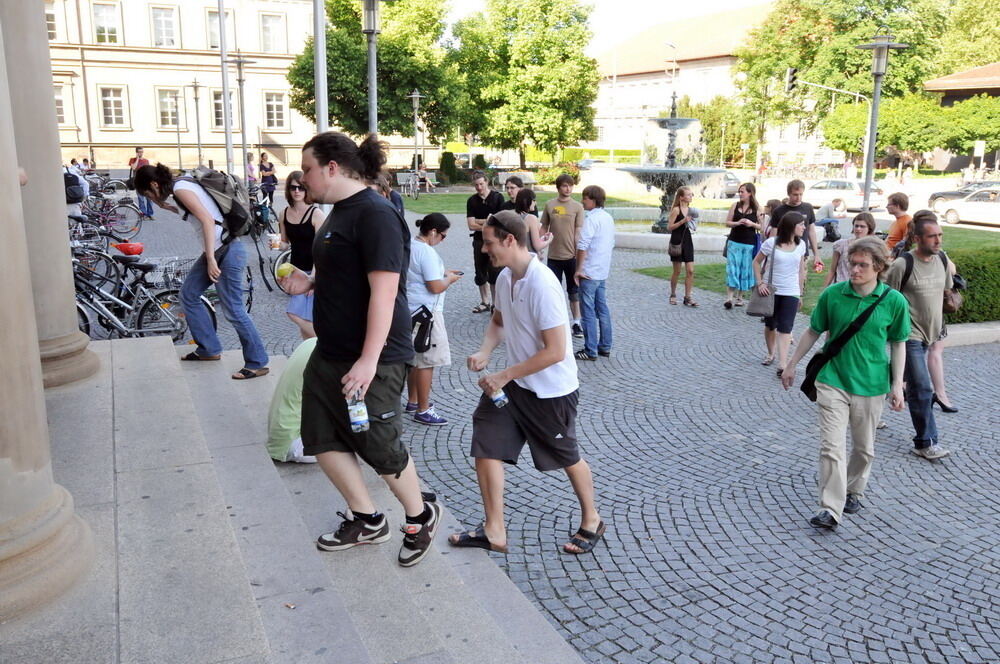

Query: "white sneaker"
(912, 445), (951, 460)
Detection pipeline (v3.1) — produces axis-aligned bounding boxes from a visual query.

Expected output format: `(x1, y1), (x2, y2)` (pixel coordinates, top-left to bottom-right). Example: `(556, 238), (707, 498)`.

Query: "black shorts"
(547, 257), (579, 300)
(470, 381), (580, 471)
(471, 233), (500, 287)
(764, 294), (799, 333)
(300, 353), (409, 476)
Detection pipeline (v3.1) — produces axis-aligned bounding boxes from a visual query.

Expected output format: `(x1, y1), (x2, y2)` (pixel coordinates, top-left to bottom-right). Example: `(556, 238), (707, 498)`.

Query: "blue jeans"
(578, 278), (612, 357)
(903, 340), (936, 448)
(136, 192), (154, 217)
(181, 241), (267, 369)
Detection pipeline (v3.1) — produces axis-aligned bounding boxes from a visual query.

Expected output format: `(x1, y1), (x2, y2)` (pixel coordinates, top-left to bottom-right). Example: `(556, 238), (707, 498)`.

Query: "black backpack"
(173, 167), (252, 243)
(64, 168), (84, 203)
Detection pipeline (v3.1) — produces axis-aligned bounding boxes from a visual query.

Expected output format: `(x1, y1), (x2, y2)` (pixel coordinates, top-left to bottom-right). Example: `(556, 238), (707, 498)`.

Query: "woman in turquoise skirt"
(723, 182), (763, 309)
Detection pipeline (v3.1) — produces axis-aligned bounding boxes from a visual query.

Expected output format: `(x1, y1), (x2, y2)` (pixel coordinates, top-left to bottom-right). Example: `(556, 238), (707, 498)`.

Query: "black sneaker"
(317, 511), (390, 551)
(398, 501), (442, 567)
(598, 350), (611, 357)
(843, 494), (862, 515)
(808, 510), (838, 530)
(572, 323), (584, 339)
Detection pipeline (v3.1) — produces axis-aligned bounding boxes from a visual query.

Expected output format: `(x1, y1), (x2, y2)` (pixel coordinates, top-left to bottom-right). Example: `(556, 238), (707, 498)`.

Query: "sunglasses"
(288, 184), (305, 192)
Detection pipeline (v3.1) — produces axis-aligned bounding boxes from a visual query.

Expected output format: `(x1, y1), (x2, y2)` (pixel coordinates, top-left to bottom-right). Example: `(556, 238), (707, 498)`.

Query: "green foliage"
(821, 102), (869, 155)
(944, 247), (1000, 324)
(948, 94), (1000, 154)
(880, 94), (955, 156)
(287, 0), (462, 140)
(449, 0), (599, 161)
(735, 0), (948, 130)
(440, 151), (457, 183)
(937, 0), (1000, 75)
(472, 154), (488, 170)
(535, 163), (581, 185)
(562, 147), (641, 161)
(675, 96), (757, 165)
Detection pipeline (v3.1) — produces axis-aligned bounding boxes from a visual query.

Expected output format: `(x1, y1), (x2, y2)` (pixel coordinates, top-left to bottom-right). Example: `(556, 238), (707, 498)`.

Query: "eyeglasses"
(288, 185), (305, 192)
(437, 232), (447, 239)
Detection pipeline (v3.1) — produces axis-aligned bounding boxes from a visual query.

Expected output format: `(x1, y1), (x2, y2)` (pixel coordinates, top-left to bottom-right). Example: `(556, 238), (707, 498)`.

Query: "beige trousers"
(816, 382), (885, 522)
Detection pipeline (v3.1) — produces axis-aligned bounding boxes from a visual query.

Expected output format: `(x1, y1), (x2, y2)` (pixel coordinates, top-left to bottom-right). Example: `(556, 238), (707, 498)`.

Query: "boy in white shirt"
(448, 210), (605, 555)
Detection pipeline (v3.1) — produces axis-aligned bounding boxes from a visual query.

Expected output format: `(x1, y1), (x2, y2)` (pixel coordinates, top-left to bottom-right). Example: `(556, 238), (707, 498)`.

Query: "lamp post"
(173, 91), (183, 170)
(362, 0), (380, 134)
(407, 89), (425, 175)
(227, 51), (256, 185)
(664, 41), (679, 168)
(189, 79), (203, 166)
(313, 0), (328, 133)
(856, 33), (907, 211)
(719, 122), (727, 167)
(216, 0), (234, 174)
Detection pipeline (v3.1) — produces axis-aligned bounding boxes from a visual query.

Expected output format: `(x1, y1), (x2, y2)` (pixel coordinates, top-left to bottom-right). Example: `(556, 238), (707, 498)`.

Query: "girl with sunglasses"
(280, 172), (324, 338)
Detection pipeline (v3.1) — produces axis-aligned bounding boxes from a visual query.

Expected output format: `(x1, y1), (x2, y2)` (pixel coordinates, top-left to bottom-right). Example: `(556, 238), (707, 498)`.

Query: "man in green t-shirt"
(782, 237), (910, 530)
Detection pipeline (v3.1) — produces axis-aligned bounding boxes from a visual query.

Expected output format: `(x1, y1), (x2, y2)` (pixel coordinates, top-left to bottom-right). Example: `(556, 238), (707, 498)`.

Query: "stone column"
(0, 18), (94, 620)
(0, 0), (98, 388)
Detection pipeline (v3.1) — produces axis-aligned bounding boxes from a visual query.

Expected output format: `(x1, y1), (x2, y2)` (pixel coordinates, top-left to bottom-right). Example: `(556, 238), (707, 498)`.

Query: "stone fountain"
(619, 93), (726, 233)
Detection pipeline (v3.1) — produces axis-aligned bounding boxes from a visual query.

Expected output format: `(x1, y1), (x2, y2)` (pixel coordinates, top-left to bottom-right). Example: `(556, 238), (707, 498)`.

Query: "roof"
(924, 62), (1000, 92)
(595, 3), (774, 77)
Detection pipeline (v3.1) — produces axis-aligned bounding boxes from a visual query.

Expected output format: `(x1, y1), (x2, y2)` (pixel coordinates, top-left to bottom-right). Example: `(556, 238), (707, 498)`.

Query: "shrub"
(535, 162), (581, 185)
(472, 154), (488, 170)
(440, 151), (457, 184)
(562, 147), (642, 161)
(945, 247), (1000, 324)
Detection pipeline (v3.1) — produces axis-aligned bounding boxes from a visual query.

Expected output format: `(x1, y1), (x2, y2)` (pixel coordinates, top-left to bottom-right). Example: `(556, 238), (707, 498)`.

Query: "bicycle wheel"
(76, 302), (91, 337)
(103, 179), (129, 197)
(137, 289), (217, 343)
(106, 204), (143, 239)
(244, 266), (254, 314)
(271, 248), (293, 294)
(73, 249), (120, 289)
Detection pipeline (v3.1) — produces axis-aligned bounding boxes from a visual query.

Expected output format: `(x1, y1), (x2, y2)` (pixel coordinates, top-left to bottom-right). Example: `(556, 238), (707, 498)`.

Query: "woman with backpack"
(279, 170), (324, 339)
(134, 163), (269, 379)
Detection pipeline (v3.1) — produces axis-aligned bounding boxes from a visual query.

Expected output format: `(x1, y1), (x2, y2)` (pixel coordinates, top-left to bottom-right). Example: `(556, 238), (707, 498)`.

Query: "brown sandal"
(683, 296), (699, 307)
(232, 367), (269, 380)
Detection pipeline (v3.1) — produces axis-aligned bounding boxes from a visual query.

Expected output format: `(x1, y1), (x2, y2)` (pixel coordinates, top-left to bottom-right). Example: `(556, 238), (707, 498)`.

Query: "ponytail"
(303, 131), (387, 181)
(415, 212), (450, 237)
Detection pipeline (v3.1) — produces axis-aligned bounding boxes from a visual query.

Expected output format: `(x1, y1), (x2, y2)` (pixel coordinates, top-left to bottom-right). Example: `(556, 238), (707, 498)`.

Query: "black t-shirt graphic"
(311, 188), (414, 364)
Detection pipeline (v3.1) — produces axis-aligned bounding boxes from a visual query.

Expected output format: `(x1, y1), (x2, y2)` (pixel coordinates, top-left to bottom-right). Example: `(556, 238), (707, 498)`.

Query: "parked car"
(927, 181), (1000, 212)
(706, 171), (740, 198)
(805, 179), (884, 211)
(941, 187), (1000, 226)
(576, 159), (606, 170)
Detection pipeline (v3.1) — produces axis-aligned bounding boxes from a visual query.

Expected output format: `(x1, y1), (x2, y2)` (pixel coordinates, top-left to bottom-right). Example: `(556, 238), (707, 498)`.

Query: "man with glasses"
(466, 171), (505, 313)
(782, 236), (910, 529)
(449, 210), (605, 555)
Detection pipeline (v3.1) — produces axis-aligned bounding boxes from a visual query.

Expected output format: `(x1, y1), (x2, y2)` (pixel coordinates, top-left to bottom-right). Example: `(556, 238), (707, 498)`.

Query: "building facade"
(48, 0), (316, 175)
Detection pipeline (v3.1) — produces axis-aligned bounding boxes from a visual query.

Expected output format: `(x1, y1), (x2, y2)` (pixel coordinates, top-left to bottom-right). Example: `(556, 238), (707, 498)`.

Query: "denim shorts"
(763, 294), (799, 333)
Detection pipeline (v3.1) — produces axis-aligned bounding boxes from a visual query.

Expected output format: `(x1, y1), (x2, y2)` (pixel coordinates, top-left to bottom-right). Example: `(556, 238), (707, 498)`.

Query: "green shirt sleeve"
(810, 287), (831, 335)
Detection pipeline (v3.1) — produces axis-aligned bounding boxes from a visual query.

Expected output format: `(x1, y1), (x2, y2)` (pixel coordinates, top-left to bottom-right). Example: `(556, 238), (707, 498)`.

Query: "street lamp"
(172, 91), (183, 171)
(227, 52), (256, 185)
(189, 79), (203, 166)
(719, 122), (727, 167)
(856, 33), (907, 211)
(313, 0), (328, 133)
(362, 0), (380, 134)
(407, 89), (425, 175)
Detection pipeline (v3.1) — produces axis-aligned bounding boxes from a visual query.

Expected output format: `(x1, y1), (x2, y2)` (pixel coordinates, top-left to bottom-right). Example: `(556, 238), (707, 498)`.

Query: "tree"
(734, 0), (948, 130)
(880, 94), (955, 160)
(449, 0), (599, 168)
(820, 102), (868, 156)
(287, 0), (462, 141)
(668, 96), (757, 165)
(948, 94), (1000, 154)
(937, 0), (1000, 75)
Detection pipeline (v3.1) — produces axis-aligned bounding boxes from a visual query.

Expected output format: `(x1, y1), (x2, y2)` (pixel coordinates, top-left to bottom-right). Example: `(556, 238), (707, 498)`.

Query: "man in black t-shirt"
(770, 179), (823, 273)
(466, 171), (505, 313)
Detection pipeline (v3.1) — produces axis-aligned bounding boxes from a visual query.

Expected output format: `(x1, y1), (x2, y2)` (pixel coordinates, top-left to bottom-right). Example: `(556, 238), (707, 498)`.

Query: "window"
(207, 9), (235, 49)
(54, 85), (65, 124)
(212, 90), (237, 129)
(100, 87), (125, 126)
(46, 7), (57, 40)
(152, 7), (177, 47)
(93, 3), (120, 44)
(264, 92), (286, 129)
(157, 89), (182, 127)
(260, 13), (286, 53)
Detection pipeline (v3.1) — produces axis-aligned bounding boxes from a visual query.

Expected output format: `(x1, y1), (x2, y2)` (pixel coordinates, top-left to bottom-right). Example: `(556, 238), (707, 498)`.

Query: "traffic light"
(785, 67), (798, 93)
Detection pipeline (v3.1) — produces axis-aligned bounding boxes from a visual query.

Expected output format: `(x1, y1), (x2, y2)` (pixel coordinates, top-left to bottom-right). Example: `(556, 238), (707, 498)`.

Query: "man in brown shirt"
(541, 173), (586, 337)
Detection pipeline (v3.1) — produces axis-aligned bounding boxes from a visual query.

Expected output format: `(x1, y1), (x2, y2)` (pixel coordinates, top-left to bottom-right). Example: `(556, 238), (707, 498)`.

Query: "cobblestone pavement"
(135, 208), (1000, 664)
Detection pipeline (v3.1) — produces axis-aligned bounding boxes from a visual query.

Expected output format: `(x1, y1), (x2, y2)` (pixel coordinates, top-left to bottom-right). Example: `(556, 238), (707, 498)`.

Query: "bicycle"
(401, 171), (420, 200)
(158, 257), (254, 315)
(74, 254), (216, 343)
(270, 247), (293, 294)
(81, 193), (143, 240)
(84, 173), (130, 199)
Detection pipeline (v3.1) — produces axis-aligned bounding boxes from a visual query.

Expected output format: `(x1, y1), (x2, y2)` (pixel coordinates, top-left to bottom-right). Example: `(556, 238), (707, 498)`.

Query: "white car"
(941, 187), (1000, 226)
(805, 179), (885, 211)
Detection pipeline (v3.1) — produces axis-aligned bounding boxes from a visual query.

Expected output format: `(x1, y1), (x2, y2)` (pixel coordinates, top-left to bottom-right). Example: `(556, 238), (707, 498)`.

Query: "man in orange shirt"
(884, 192), (911, 251)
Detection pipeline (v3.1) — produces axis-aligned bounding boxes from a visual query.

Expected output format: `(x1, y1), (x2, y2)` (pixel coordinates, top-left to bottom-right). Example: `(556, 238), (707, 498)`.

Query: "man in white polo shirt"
(574, 185), (616, 361)
(448, 210), (605, 556)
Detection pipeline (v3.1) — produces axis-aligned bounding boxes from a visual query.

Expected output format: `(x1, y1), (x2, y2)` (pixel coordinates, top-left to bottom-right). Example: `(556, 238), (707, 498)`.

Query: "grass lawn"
(634, 225), (999, 315)
(403, 191), (733, 215)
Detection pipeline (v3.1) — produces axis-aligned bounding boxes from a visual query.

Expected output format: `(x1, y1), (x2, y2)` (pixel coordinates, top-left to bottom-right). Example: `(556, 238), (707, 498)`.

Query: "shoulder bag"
(800, 287), (889, 401)
(746, 251), (776, 318)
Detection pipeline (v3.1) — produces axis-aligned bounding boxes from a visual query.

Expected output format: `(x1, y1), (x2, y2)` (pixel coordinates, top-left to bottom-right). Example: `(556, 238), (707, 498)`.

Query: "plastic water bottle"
(348, 392), (369, 432)
(490, 389), (509, 408)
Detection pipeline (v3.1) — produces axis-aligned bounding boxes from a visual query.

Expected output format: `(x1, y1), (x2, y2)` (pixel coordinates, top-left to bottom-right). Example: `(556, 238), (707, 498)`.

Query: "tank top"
(730, 205), (759, 245)
(284, 205), (317, 272)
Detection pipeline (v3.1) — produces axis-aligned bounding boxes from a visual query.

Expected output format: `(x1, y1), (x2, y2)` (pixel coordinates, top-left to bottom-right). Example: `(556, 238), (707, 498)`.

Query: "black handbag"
(801, 288), (889, 401)
(411, 305), (434, 353)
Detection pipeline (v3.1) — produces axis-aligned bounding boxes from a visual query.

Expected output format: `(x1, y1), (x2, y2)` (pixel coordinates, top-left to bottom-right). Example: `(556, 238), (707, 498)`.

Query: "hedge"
(536, 162), (581, 185)
(562, 147), (642, 161)
(945, 247), (1000, 324)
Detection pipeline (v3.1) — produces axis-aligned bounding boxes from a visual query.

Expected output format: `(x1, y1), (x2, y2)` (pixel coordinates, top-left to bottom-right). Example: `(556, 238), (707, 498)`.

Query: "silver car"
(806, 179), (885, 211)
(941, 187), (1000, 226)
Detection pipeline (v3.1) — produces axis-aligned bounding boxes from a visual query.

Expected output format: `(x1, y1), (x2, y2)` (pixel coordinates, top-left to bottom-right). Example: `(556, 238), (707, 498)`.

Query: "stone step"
(224, 349), (583, 664)
(1, 337), (270, 664)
